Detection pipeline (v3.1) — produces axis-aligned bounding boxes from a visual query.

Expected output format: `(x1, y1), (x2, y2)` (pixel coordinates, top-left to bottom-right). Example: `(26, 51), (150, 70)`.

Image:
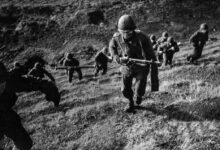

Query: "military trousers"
(121, 66), (149, 104)
(0, 110), (33, 150)
(94, 62), (108, 76)
(163, 51), (174, 66)
(150, 63), (159, 92)
(187, 44), (204, 62)
(68, 68), (83, 82)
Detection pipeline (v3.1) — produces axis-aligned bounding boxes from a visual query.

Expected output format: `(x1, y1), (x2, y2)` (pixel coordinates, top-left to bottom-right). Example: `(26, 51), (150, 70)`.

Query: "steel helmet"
(14, 61), (21, 68)
(34, 62), (41, 69)
(117, 14), (136, 31)
(200, 23), (208, 31)
(66, 53), (72, 59)
(167, 37), (174, 43)
(162, 31), (169, 38)
(150, 35), (156, 41)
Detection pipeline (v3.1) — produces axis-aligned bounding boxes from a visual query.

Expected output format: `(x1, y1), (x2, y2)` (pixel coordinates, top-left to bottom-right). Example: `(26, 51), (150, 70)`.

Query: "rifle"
(55, 65), (94, 70)
(121, 58), (161, 65)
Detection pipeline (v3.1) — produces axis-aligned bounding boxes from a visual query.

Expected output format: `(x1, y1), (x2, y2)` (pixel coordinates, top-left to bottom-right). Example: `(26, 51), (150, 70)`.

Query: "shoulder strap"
(114, 33), (127, 57)
(135, 31), (147, 59)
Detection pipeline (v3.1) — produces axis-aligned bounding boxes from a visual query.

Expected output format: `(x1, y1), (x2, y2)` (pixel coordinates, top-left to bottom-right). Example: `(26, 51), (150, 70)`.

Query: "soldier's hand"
(120, 57), (129, 64)
(114, 56), (121, 64)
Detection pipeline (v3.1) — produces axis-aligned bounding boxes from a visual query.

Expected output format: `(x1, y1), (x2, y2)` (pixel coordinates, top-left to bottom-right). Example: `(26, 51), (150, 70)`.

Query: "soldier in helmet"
(94, 46), (112, 77)
(9, 61), (28, 81)
(157, 32), (169, 45)
(150, 35), (158, 52)
(157, 32), (169, 62)
(109, 14), (158, 113)
(158, 37), (180, 66)
(187, 23), (209, 63)
(28, 62), (55, 82)
(63, 53), (82, 83)
(0, 61), (60, 150)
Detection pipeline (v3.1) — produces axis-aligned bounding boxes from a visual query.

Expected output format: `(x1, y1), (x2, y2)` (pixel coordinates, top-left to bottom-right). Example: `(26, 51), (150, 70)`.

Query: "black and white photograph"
(0, 0), (220, 149)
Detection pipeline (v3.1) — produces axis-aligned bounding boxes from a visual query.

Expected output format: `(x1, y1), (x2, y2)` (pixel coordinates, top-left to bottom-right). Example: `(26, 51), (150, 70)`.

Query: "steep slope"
(1, 0), (220, 149)
(2, 32), (220, 149)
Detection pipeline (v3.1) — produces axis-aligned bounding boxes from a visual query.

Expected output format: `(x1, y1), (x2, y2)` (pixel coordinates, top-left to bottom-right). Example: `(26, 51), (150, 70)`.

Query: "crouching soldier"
(28, 62), (55, 83)
(109, 14), (158, 113)
(94, 46), (112, 77)
(160, 37), (179, 66)
(187, 23), (209, 63)
(0, 61), (60, 150)
(63, 53), (82, 83)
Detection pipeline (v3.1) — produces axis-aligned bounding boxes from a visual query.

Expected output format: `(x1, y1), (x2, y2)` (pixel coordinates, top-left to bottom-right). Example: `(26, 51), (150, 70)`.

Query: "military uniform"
(0, 62), (32, 150)
(9, 63), (27, 81)
(110, 29), (158, 111)
(94, 47), (110, 76)
(63, 57), (82, 83)
(158, 37), (179, 66)
(150, 35), (158, 52)
(28, 63), (55, 82)
(0, 62), (60, 150)
(156, 32), (169, 62)
(187, 24), (209, 63)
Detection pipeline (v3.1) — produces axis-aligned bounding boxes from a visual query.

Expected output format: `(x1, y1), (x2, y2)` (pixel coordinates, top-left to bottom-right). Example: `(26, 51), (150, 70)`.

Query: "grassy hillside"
(2, 32), (220, 150)
(1, 0), (220, 150)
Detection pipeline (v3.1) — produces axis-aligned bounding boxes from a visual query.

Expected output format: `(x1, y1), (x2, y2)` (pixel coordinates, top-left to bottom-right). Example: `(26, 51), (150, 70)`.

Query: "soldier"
(109, 14), (158, 113)
(63, 53), (82, 83)
(159, 37), (179, 66)
(157, 32), (169, 62)
(187, 23), (209, 63)
(94, 46), (112, 77)
(150, 35), (158, 51)
(9, 61), (28, 80)
(157, 32), (169, 45)
(28, 62), (55, 82)
(0, 62), (60, 150)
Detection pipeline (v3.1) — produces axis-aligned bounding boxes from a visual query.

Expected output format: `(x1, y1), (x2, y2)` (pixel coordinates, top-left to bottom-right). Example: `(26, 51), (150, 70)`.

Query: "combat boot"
(136, 97), (142, 105)
(125, 98), (135, 113)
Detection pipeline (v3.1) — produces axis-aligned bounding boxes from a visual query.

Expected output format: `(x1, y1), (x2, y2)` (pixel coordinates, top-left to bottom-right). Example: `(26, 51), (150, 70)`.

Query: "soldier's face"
(119, 30), (134, 40)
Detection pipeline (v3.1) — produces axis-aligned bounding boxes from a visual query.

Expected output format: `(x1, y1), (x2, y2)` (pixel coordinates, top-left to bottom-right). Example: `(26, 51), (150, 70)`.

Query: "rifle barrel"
(129, 58), (160, 64)
(55, 65), (94, 70)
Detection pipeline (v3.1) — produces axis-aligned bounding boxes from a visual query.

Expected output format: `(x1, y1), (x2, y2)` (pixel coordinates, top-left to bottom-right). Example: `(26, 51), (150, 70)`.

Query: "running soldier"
(63, 53), (82, 83)
(158, 37), (179, 66)
(94, 46), (112, 77)
(109, 14), (159, 113)
(28, 62), (55, 82)
(0, 61), (60, 150)
(187, 23), (209, 63)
